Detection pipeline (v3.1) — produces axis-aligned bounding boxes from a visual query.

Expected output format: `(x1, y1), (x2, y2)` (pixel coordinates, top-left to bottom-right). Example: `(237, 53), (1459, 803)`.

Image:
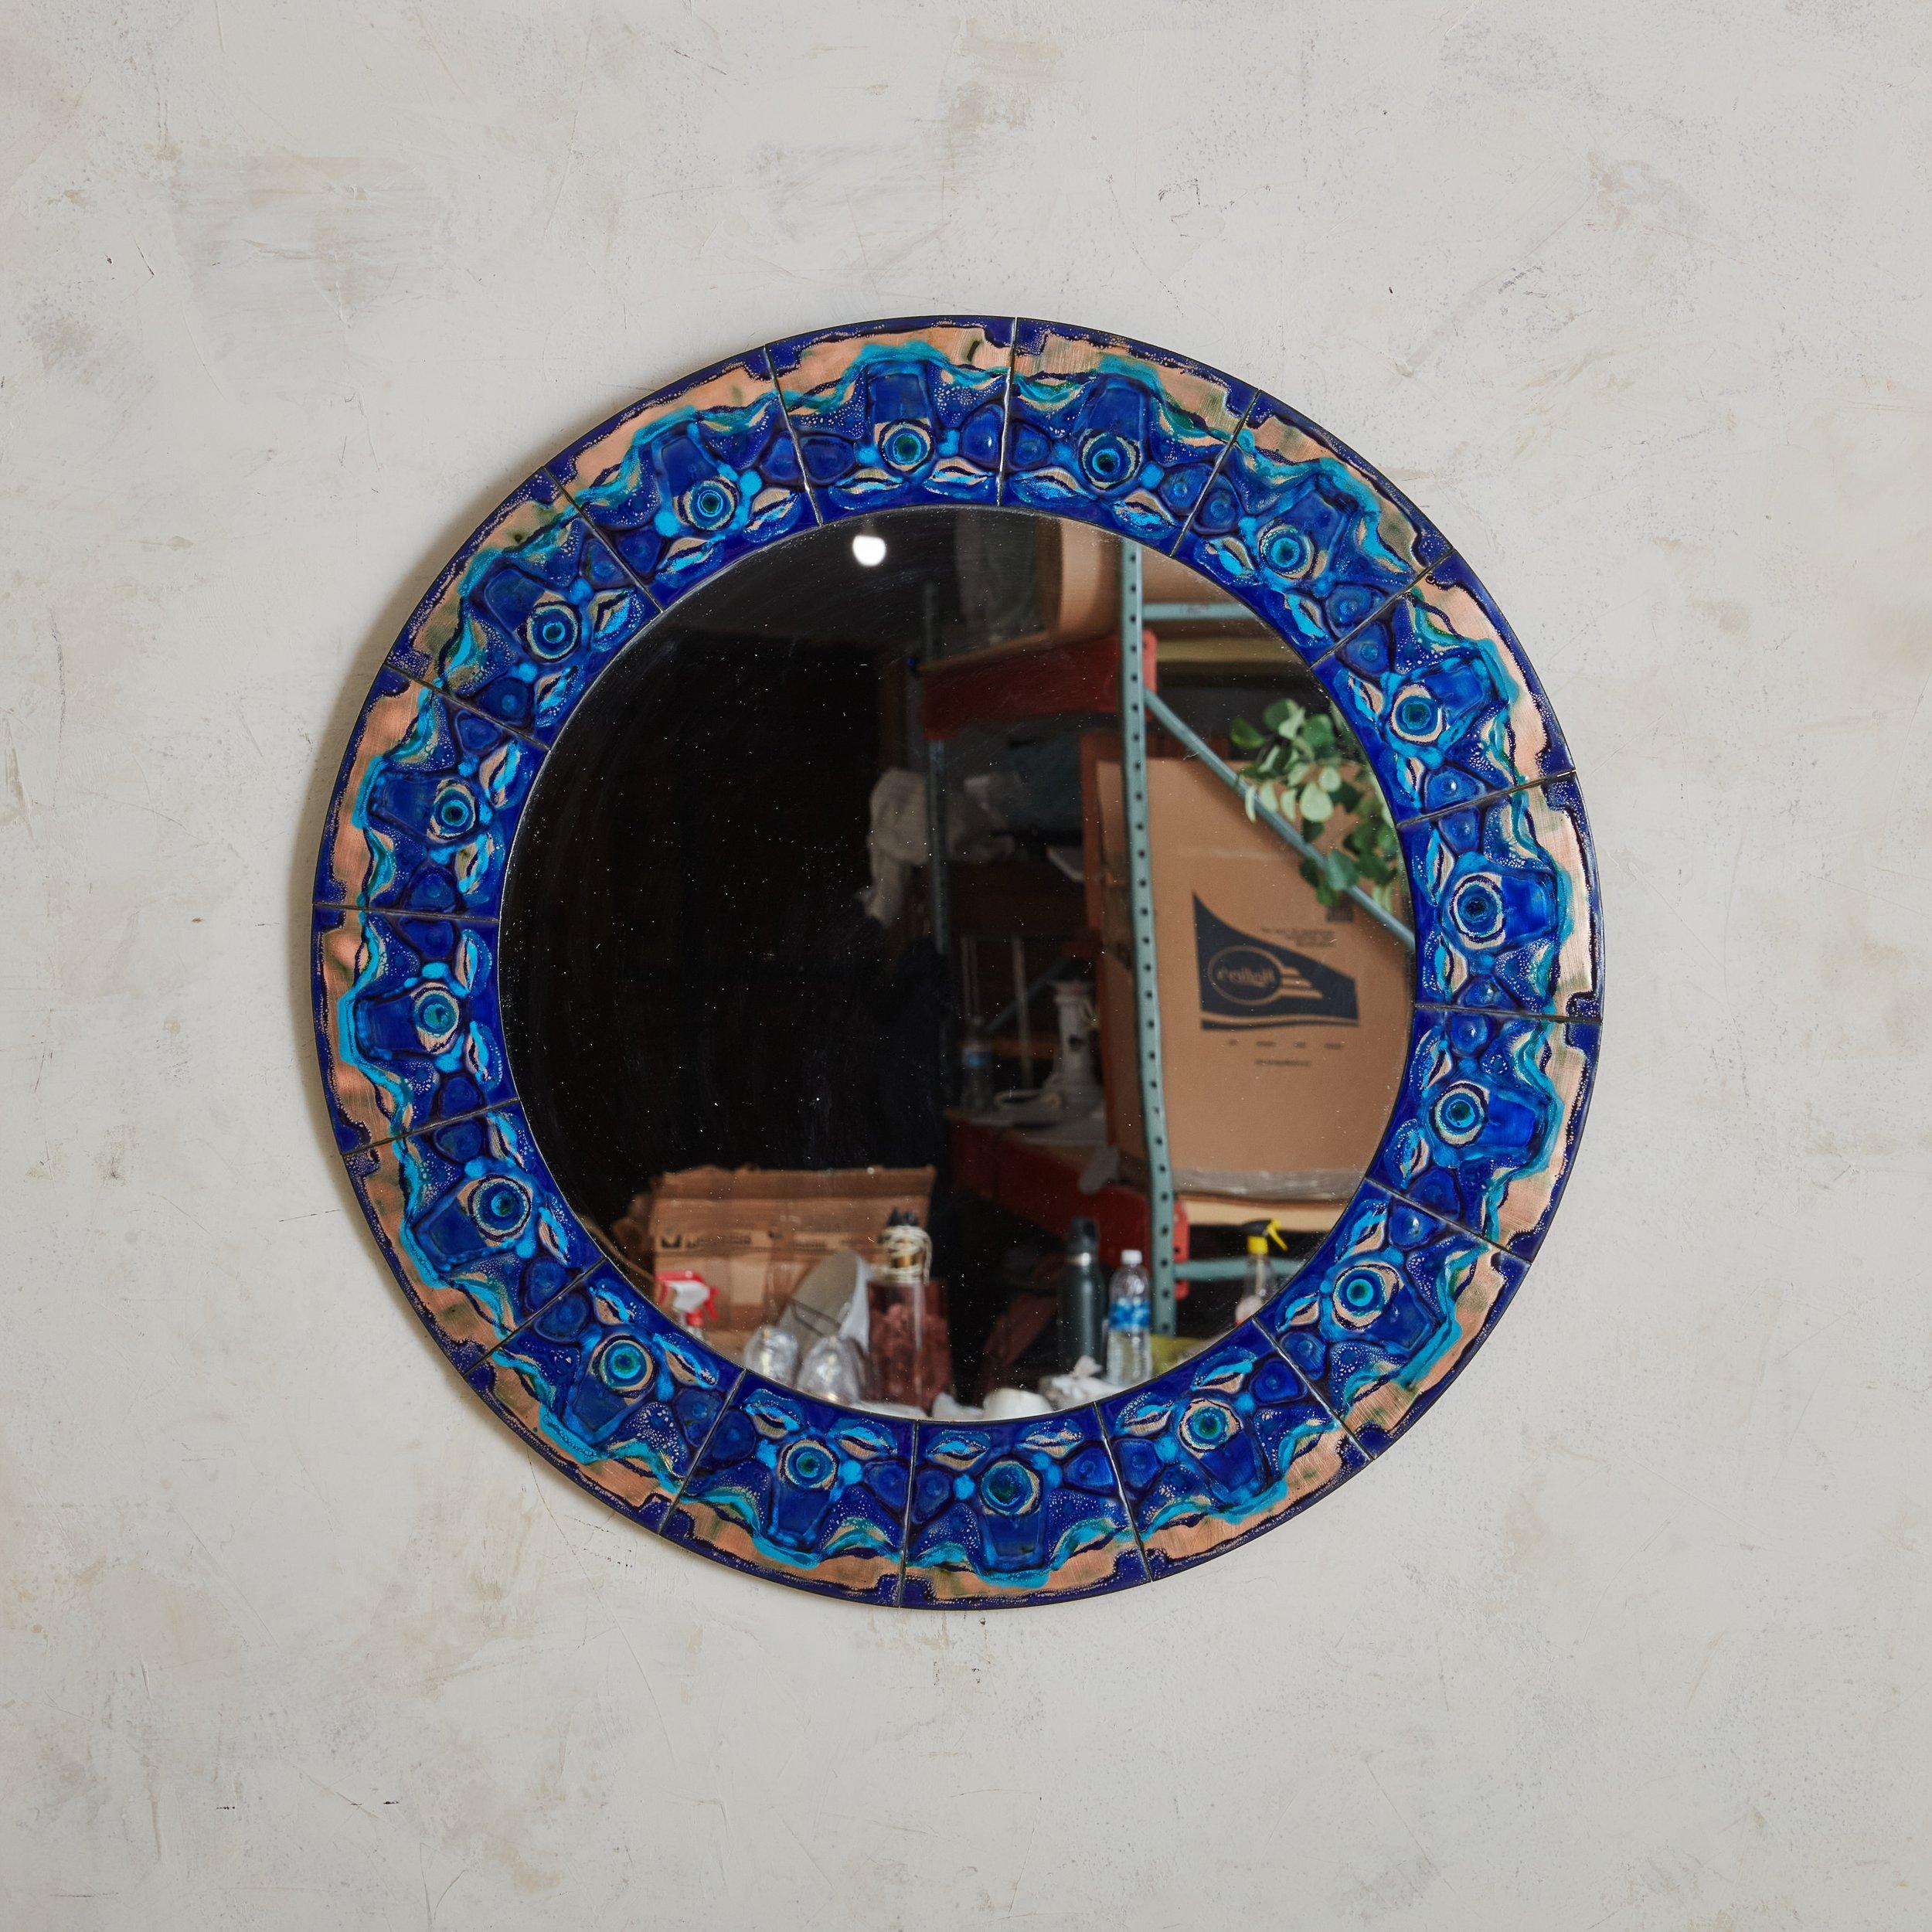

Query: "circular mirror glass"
(501, 505), (1414, 1420)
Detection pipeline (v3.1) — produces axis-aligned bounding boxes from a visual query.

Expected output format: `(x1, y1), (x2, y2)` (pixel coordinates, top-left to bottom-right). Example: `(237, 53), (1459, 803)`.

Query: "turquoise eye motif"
(1179, 1398), (1237, 1454)
(1260, 525), (1316, 577)
(1333, 1264), (1396, 1326)
(431, 782), (478, 837)
(1431, 1082), (1486, 1145)
(1451, 874), (1506, 943)
(1079, 432), (1138, 489)
(525, 604), (579, 660)
(470, 1177), (532, 1240)
(1393, 687), (1440, 740)
(879, 421), (933, 472)
(590, 1335), (651, 1393)
(979, 1457), (1043, 1516)
(413, 987), (460, 1046)
(780, 1440), (838, 1490)
(682, 478), (737, 531)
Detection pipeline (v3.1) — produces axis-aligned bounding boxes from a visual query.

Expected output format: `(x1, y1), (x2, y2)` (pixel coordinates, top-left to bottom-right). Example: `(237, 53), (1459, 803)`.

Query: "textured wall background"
(4, 2), (1929, 1925)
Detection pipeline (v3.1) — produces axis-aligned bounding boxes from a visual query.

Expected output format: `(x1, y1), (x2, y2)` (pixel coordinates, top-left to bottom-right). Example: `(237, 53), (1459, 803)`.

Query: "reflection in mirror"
(501, 509), (1413, 1418)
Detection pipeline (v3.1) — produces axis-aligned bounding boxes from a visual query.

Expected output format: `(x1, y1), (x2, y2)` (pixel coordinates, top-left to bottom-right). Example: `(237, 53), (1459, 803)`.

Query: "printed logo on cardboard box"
(1192, 897), (1359, 1031)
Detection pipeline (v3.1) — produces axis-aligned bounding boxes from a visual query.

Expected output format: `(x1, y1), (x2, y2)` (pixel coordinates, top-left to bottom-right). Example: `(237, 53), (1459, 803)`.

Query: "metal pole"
(1118, 539), (1178, 1335)
(1140, 685), (1416, 951)
(1174, 1257), (1300, 1284)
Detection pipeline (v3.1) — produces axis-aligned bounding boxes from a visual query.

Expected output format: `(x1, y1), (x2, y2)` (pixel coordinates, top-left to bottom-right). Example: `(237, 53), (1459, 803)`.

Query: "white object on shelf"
(1039, 1358), (1119, 1410)
(981, 1386), (1053, 1420)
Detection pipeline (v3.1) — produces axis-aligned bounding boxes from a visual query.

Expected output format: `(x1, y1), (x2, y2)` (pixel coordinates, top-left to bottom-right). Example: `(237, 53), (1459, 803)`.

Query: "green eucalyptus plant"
(1228, 698), (1405, 914)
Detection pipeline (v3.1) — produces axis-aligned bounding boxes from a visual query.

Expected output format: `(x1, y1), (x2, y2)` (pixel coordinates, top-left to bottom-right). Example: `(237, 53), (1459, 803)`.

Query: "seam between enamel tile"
(467, 1256), (611, 1366)
(992, 317), (1020, 505)
(1257, 1174), (1536, 1458)
(655, 1366), (750, 1521)
(325, 1094), (512, 1158)
(1393, 767), (1580, 830)
(1252, 1175), (1493, 1461)
(1413, 998), (1600, 1025)
(542, 466), (670, 617)
(759, 341), (825, 529)
(1092, 1413), (1152, 1580)
(386, 660), (556, 751)
(1258, 1300), (1371, 1461)
(1370, 1172), (1529, 1266)
(312, 900), (501, 927)
(345, 1094), (524, 1157)
(893, 1422), (925, 1608)
(1159, 384), (1260, 558)
(1413, 992), (1605, 1023)
(1302, 561), (1437, 669)
(478, 1266), (743, 1524)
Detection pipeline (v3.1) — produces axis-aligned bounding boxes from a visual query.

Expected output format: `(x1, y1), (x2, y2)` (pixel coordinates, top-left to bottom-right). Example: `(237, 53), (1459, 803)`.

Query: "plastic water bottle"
(1104, 1248), (1153, 1387)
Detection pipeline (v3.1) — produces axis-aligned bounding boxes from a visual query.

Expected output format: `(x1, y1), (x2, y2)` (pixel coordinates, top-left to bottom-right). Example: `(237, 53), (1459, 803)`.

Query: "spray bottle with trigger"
(1235, 1219), (1289, 1325)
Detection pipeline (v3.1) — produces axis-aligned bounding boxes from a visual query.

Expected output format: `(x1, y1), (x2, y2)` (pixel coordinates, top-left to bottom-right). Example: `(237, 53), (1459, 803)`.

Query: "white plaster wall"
(4, 1), (1929, 1924)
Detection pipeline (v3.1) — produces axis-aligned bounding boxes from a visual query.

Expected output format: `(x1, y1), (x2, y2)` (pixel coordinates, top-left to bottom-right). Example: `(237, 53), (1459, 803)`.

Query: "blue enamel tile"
(468, 1266), (736, 1529)
(900, 1408), (1145, 1607)
(1315, 556), (1571, 819)
(1001, 321), (1252, 549)
(662, 1379), (911, 1604)
(766, 317), (1012, 517)
(1404, 776), (1602, 1019)
(1175, 391), (1444, 658)
(314, 666), (541, 920)
(1257, 1185), (1526, 1454)
(389, 474), (655, 743)
(548, 351), (815, 607)
(312, 906), (512, 1152)
(1370, 1008), (1600, 1258)
(1102, 1327), (1362, 1578)
(340, 1105), (597, 1365)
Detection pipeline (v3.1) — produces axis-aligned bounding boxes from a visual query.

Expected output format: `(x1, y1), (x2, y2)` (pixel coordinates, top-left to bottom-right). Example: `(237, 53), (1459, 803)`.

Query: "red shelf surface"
(948, 1115), (1185, 1270)
(922, 627), (1157, 740)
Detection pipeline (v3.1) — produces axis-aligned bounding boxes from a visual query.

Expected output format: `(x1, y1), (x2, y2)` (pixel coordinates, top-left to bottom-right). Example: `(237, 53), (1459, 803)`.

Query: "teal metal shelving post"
(1117, 539), (1179, 1332)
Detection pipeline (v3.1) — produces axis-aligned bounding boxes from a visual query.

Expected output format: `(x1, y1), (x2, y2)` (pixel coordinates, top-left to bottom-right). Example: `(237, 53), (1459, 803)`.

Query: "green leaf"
(1261, 699), (1291, 732)
(1229, 716), (1264, 751)
(1319, 764), (1342, 792)
(1299, 783), (1334, 823)
(1323, 849), (1359, 893)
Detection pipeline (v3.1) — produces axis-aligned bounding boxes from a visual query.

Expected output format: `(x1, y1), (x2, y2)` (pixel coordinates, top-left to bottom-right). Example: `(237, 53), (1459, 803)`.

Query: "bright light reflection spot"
(851, 533), (887, 567)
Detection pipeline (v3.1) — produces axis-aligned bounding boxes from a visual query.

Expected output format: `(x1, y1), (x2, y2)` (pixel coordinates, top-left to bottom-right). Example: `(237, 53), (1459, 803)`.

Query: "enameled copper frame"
(312, 318), (1601, 1607)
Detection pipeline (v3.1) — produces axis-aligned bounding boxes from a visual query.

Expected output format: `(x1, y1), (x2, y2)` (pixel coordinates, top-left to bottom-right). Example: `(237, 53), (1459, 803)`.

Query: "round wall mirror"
(314, 318), (1601, 1607)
